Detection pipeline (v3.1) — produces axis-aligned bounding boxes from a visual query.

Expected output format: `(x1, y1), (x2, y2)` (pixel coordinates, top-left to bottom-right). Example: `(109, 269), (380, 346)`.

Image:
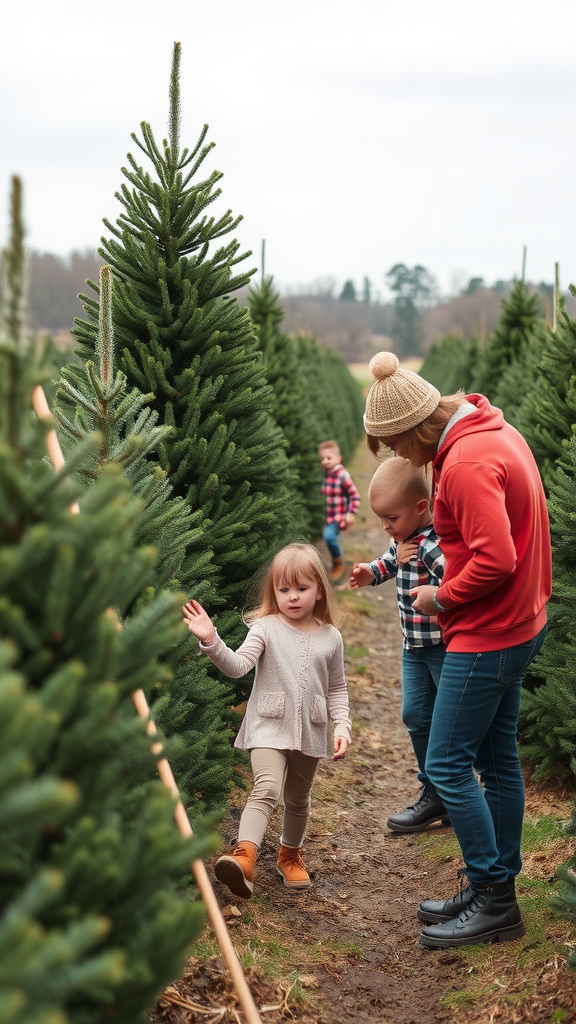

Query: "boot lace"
(283, 847), (305, 868)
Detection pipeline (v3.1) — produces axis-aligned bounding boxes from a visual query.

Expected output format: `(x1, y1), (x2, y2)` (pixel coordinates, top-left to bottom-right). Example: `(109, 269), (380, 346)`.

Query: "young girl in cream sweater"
(183, 542), (351, 899)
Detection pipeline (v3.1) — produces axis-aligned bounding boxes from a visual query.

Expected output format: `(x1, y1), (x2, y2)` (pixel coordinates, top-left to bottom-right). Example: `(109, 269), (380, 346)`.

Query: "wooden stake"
(553, 262), (560, 333)
(31, 384), (263, 1024)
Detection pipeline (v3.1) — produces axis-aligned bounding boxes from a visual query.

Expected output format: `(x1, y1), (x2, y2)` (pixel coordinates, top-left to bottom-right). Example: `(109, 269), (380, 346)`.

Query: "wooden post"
(553, 263), (560, 333)
(31, 384), (263, 1024)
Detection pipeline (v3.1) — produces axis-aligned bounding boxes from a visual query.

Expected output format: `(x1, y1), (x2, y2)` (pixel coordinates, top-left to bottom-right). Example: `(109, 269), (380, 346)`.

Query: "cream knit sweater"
(199, 614), (352, 758)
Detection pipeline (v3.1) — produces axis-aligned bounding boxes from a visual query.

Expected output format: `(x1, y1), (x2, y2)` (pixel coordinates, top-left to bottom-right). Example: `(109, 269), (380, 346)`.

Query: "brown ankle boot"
(277, 845), (311, 889)
(214, 841), (257, 899)
(329, 557), (344, 581)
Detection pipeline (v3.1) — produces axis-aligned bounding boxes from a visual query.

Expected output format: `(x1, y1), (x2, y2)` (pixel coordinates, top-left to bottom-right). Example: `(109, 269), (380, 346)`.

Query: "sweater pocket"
(257, 692), (285, 719)
(311, 695), (328, 725)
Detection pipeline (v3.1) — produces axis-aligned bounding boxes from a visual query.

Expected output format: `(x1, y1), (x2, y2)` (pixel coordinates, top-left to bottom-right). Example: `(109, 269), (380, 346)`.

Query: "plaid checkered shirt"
(321, 464), (361, 525)
(369, 523), (445, 649)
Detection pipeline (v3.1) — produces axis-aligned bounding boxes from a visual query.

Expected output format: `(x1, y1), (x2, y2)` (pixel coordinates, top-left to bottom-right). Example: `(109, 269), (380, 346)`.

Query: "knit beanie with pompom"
(363, 352), (441, 437)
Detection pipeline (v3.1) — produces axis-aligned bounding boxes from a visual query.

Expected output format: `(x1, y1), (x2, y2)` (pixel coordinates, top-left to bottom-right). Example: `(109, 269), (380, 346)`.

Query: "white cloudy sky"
(1, 0), (574, 297)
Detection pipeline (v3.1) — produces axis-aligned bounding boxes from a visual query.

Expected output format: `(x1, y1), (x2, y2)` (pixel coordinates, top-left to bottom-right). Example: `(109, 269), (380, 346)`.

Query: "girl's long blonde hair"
(244, 543), (340, 627)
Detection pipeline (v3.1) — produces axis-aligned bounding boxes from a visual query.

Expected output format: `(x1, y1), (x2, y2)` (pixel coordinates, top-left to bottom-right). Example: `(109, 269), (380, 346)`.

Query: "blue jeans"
(401, 644), (446, 785)
(323, 521), (341, 559)
(425, 627), (546, 885)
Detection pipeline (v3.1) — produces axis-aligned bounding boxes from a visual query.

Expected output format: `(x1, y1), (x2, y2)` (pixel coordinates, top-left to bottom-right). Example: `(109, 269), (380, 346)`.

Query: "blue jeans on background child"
(425, 626), (546, 884)
(323, 521), (342, 559)
(401, 644), (446, 785)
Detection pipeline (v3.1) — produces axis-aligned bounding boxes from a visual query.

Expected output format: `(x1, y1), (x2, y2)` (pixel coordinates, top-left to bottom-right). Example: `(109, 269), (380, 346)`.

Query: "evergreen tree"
(551, 805), (576, 968)
(340, 279), (357, 302)
(519, 423), (576, 778)
(0, 177), (212, 1024)
(519, 300), (576, 492)
(248, 274), (324, 538)
(72, 43), (297, 701)
(472, 279), (541, 402)
(488, 320), (547, 432)
(54, 265), (236, 811)
(419, 334), (479, 395)
(294, 336), (365, 461)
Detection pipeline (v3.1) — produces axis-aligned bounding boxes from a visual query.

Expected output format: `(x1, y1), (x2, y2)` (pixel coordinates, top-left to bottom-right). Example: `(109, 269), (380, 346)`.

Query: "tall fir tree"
(54, 265), (237, 811)
(0, 177), (213, 1024)
(472, 279), (542, 403)
(72, 43), (298, 698)
(518, 300), (576, 492)
(294, 335), (365, 462)
(248, 273), (325, 538)
(519, 391), (576, 778)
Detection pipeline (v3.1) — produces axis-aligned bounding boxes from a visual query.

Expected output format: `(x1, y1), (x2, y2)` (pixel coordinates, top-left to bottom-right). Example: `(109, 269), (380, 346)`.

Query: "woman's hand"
(182, 600), (216, 645)
(409, 585), (438, 616)
(333, 736), (350, 760)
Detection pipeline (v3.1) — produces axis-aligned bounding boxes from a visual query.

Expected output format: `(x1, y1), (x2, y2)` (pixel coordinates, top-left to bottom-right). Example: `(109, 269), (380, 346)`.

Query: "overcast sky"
(1, 0), (574, 298)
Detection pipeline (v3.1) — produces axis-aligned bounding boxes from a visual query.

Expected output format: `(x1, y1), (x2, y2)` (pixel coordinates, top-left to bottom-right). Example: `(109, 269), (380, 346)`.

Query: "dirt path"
(152, 441), (576, 1024)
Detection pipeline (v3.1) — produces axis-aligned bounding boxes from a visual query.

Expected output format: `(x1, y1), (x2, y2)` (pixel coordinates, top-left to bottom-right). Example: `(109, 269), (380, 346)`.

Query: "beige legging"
(238, 747), (321, 848)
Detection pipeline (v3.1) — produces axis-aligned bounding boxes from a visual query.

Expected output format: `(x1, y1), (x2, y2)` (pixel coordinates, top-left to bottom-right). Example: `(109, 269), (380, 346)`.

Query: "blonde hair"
(318, 439), (341, 455)
(244, 543), (340, 627)
(369, 457), (430, 509)
(367, 394), (468, 461)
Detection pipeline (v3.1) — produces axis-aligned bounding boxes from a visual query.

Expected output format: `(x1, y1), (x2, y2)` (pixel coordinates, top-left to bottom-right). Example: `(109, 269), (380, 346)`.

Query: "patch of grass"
(354, 664), (368, 675)
(187, 934), (221, 960)
(417, 829), (461, 862)
(240, 938), (291, 975)
(346, 644), (369, 659)
(522, 815), (568, 851)
(439, 988), (477, 1008)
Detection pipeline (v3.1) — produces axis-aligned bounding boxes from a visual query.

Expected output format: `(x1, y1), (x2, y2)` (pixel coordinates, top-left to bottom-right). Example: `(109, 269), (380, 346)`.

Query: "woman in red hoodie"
(364, 352), (551, 949)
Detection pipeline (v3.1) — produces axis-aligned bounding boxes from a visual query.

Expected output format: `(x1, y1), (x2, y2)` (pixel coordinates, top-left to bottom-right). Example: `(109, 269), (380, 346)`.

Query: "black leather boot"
(419, 880), (524, 948)
(386, 784), (450, 834)
(418, 870), (478, 923)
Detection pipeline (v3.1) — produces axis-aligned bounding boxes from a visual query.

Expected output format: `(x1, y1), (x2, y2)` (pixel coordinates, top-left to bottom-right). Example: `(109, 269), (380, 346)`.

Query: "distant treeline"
(20, 249), (570, 364)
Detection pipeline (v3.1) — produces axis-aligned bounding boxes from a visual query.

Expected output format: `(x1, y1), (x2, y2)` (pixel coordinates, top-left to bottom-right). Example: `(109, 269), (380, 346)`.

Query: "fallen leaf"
(221, 904), (241, 918)
(298, 974), (319, 989)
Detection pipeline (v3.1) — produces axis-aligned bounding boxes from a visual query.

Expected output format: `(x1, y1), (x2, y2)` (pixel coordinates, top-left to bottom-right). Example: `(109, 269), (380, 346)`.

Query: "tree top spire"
(169, 41), (182, 157)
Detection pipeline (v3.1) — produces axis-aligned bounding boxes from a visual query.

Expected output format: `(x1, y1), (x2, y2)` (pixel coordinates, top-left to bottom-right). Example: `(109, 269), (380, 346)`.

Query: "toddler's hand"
(333, 736), (350, 760)
(182, 600), (216, 645)
(397, 540), (419, 565)
(349, 563), (375, 589)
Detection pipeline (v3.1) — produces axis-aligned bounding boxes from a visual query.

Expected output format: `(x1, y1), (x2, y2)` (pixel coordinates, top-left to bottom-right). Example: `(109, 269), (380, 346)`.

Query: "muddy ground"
(152, 444), (576, 1024)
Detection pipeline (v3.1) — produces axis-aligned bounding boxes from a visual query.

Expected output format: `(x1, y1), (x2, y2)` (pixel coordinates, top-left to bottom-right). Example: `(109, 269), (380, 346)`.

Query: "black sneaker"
(386, 784), (450, 834)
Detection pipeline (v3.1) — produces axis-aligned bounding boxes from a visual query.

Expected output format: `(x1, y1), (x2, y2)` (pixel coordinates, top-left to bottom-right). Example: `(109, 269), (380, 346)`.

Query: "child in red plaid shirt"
(350, 456), (449, 835)
(319, 440), (360, 580)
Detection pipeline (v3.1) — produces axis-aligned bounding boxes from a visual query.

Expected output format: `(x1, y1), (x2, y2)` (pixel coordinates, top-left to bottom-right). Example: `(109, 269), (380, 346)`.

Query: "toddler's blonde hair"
(369, 456), (431, 509)
(244, 543), (340, 626)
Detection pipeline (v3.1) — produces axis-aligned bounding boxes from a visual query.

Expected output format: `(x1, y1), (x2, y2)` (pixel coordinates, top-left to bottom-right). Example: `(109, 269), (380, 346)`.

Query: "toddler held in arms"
(350, 457), (448, 834)
(183, 543), (351, 899)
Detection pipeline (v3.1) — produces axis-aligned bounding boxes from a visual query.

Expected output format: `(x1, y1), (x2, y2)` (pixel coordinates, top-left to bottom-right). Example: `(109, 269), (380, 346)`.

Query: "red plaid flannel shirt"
(321, 464), (361, 526)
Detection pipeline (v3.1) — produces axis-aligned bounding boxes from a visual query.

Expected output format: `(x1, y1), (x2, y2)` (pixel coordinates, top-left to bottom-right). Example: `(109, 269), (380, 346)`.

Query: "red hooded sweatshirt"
(433, 395), (551, 653)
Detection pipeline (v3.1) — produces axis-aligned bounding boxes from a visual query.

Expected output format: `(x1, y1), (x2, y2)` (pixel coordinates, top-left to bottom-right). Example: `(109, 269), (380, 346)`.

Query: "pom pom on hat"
(363, 351), (441, 438)
(369, 352), (399, 379)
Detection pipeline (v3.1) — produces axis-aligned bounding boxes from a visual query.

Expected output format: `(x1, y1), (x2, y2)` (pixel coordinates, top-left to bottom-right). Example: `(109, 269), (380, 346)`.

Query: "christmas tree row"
(0, 43), (365, 1022)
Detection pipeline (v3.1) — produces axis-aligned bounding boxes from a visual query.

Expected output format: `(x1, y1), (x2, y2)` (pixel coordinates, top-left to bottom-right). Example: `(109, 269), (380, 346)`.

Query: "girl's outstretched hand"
(333, 736), (350, 760)
(182, 600), (216, 645)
